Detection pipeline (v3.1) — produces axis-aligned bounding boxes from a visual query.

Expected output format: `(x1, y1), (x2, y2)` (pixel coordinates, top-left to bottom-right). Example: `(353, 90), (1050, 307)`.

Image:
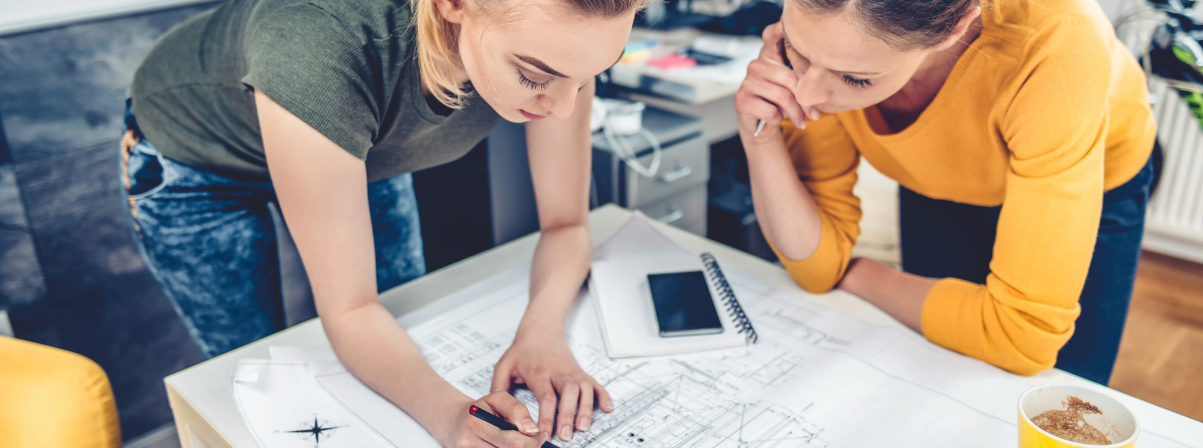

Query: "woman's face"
(779, 2), (941, 114)
(451, 0), (634, 122)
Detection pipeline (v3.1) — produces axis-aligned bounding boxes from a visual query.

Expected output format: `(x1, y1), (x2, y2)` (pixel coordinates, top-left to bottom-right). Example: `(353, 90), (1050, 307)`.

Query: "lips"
(520, 109), (546, 120)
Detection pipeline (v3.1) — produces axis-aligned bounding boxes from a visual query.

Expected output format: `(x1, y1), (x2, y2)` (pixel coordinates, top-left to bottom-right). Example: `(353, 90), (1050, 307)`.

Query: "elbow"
(923, 279), (1077, 376)
(793, 272), (839, 295)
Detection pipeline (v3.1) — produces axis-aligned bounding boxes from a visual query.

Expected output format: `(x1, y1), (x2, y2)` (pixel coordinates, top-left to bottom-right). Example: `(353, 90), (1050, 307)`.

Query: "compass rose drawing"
(276, 415), (344, 447)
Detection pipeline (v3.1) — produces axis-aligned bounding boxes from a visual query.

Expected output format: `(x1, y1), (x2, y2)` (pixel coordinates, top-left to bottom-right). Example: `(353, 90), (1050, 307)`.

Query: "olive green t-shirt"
(131, 0), (500, 182)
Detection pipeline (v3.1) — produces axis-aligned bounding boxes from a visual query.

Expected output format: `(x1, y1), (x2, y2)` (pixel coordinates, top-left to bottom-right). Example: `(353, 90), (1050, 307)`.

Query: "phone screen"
(647, 271), (724, 337)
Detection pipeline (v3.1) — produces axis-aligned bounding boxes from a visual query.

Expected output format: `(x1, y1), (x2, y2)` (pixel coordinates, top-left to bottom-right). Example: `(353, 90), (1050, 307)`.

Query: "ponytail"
(413, 0), (471, 109)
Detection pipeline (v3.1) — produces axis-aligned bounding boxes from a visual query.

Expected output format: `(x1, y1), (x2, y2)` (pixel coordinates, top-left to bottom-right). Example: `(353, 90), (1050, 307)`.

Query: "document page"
(304, 215), (1190, 448)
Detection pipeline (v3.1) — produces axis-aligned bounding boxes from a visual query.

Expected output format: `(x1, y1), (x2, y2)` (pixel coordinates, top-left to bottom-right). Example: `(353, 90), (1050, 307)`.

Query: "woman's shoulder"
(983, 0), (1114, 47)
(249, 0), (413, 42)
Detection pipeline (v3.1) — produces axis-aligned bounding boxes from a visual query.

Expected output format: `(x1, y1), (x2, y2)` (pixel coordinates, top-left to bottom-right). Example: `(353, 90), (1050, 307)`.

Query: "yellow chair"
(0, 336), (121, 448)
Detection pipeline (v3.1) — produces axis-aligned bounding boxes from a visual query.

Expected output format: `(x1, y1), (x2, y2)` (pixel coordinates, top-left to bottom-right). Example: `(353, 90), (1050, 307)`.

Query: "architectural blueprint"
(297, 214), (1190, 448)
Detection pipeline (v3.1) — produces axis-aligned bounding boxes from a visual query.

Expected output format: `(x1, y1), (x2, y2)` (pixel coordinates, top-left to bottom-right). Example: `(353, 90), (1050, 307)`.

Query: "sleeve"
(769, 116), (863, 294)
(241, 4), (381, 159)
(920, 18), (1112, 375)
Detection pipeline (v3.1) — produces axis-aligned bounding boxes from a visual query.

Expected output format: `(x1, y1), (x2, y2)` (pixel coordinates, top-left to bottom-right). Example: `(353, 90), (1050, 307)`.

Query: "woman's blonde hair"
(413, 0), (645, 108)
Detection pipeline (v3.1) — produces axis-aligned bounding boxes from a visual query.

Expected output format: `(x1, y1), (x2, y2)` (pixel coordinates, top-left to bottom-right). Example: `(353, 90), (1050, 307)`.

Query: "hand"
(444, 392), (550, 448)
(735, 22), (809, 145)
(490, 329), (612, 442)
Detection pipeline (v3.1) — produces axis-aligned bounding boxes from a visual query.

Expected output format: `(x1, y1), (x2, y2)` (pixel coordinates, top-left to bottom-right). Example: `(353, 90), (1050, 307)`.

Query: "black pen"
(468, 405), (560, 448)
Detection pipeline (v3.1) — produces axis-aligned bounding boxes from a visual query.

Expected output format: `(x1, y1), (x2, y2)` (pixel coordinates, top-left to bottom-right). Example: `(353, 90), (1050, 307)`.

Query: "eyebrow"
(516, 55), (568, 78)
(517, 50), (626, 80)
(781, 29), (882, 77)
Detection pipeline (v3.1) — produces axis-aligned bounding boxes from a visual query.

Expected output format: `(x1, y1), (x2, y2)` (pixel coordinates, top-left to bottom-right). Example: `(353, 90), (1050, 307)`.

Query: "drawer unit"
(592, 107), (709, 208)
(635, 184), (707, 236)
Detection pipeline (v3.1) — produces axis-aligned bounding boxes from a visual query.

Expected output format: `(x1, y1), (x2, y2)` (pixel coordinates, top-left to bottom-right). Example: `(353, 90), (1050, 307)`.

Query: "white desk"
(165, 205), (1203, 448)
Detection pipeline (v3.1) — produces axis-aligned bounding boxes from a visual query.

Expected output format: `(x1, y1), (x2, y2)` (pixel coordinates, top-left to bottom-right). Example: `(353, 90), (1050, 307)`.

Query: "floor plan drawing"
(301, 216), (1191, 448)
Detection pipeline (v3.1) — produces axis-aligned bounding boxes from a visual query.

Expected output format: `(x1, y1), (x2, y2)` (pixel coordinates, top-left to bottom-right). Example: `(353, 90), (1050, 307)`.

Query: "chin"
(497, 109), (530, 123)
(470, 90), (527, 123)
(816, 104), (853, 114)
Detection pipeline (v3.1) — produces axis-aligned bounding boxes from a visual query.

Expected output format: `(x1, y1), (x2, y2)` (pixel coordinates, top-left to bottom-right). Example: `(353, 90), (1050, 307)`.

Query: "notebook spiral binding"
(700, 253), (758, 344)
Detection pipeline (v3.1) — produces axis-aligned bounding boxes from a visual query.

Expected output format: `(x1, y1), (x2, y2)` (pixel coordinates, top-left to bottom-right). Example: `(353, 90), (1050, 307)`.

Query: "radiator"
(1144, 79), (1203, 264)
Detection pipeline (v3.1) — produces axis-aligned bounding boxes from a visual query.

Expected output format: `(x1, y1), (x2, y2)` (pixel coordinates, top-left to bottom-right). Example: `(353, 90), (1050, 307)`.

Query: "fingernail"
(560, 425), (573, 441)
(522, 419), (537, 433)
(579, 416), (591, 431)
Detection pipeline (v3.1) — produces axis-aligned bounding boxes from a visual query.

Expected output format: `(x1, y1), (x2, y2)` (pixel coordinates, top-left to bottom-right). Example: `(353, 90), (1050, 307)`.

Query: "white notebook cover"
(588, 212), (750, 358)
(590, 256), (748, 358)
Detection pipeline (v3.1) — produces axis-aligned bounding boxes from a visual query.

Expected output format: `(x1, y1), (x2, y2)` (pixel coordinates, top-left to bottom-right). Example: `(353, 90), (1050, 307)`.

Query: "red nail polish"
(469, 405), (478, 415)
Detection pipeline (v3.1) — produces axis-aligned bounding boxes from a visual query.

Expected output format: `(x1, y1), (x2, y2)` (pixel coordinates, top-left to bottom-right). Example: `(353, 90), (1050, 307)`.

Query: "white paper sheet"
(232, 360), (393, 448)
(282, 213), (1190, 448)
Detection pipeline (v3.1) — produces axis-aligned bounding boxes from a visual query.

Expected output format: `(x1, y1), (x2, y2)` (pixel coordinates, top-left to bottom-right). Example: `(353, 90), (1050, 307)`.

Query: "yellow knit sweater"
(773, 0), (1156, 375)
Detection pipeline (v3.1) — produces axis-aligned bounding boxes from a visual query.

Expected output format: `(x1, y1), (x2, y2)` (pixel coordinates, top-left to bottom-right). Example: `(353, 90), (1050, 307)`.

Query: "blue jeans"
(119, 101), (425, 358)
(898, 155), (1154, 385)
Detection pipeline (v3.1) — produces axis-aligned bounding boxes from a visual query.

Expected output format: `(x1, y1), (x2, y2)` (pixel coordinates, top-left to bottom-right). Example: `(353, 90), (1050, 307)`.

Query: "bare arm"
(838, 258), (935, 332)
(488, 79), (612, 443)
(257, 90), (546, 448)
(735, 23), (823, 261)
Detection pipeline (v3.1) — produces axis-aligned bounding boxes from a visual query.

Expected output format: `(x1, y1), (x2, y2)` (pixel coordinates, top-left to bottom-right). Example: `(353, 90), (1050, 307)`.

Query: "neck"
(420, 58), (473, 97)
(878, 15), (983, 121)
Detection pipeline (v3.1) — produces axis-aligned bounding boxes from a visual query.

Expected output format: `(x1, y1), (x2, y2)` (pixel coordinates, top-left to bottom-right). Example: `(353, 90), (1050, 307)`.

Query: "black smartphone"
(780, 39), (793, 69)
(647, 271), (724, 337)
(681, 48), (733, 66)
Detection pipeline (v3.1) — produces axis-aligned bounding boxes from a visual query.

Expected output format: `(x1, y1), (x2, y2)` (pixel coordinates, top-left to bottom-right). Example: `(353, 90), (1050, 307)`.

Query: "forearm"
(743, 138), (823, 261)
(837, 258), (937, 333)
(323, 302), (470, 444)
(519, 223), (592, 338)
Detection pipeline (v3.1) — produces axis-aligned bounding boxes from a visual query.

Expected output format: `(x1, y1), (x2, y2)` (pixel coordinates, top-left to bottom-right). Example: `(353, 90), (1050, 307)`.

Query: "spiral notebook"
(590, 220), (757, 358)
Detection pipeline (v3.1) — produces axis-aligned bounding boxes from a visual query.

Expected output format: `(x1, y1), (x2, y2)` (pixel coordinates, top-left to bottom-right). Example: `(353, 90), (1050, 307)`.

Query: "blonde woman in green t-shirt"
(122, 0), (641, 445)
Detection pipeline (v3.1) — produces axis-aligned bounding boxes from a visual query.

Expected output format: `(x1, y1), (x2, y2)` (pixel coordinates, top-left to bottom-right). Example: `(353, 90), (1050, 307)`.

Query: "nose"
(537, 85), (578, 119)
(793, 68), (831, 109)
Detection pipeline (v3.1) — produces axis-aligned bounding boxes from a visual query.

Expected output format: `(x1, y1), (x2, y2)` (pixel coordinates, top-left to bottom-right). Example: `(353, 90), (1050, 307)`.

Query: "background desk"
(165, 205), (1203, 448)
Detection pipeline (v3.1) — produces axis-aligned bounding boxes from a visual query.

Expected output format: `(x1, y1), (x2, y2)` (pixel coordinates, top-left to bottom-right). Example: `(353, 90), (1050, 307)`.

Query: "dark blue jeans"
(119, 103), (425, 358)
(899, 156), (1154, 385)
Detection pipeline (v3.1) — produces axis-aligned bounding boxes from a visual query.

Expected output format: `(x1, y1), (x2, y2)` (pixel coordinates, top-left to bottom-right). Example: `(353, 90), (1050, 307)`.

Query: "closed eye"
(842, 75), (872, 89)
(517, 69), (550, 91)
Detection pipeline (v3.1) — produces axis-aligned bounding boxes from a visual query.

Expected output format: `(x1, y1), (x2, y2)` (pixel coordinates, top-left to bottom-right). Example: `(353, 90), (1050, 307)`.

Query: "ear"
(935, 6), (981, 51)
(433, 0), (467, 25)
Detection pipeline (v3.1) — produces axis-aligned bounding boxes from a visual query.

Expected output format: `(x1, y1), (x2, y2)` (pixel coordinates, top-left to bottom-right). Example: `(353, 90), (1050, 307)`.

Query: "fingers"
(748, 60), (800, 95)
(595, 380), (613, 413)
(531, 380), (558, 436)
(576, 380), (594, 432)
(552, 375), (581, 441)
(490, 360), (514, 394)
(744, 78), (805, 126)
(735, 90), (784, 129)
(760, 22), (785, 63)
(467, 415), (548, 448)
(482, 392), (539, 435)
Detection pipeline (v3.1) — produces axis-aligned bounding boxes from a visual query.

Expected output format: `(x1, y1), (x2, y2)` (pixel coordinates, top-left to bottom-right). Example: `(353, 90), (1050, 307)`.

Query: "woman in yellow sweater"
(734, 0), (1156, 384)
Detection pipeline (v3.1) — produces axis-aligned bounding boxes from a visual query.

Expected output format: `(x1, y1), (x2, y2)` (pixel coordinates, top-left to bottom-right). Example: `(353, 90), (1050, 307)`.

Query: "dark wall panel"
(0, 5), (218, 164)
(0, 4), (219, 440)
